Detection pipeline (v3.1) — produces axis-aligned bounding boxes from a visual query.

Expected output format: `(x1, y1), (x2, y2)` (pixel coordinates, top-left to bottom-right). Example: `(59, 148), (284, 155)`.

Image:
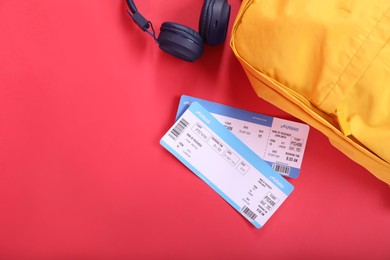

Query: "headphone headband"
(125, 0), (158, 42)
(126, 0), (137, 14)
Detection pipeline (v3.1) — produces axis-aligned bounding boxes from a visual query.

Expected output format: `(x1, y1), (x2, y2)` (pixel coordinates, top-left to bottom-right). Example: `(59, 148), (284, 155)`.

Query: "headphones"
(125, 0), (231, 62)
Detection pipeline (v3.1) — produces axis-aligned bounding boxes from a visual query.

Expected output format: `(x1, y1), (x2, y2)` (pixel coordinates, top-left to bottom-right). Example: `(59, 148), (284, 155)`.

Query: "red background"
(1, 1), (389, 259)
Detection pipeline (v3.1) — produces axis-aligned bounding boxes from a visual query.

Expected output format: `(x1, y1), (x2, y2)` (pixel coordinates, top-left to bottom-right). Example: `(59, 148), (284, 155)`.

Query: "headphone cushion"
(199, 0), (231, 46)
(158, 22), (204, 62)
(199, 0), (213, 40)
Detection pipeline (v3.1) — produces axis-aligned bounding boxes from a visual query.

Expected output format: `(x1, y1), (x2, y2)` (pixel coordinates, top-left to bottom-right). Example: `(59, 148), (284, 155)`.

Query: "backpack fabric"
(230, 0), (390, 185)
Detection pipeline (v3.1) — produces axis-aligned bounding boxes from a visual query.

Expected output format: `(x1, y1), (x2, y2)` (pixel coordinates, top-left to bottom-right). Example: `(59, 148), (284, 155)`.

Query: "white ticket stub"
(175, 95), (310, 178)
(161, 101), (294, 228)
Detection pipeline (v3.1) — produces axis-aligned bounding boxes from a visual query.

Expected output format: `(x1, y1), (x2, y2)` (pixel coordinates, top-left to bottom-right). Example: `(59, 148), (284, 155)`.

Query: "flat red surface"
(1, 1), (390, 259)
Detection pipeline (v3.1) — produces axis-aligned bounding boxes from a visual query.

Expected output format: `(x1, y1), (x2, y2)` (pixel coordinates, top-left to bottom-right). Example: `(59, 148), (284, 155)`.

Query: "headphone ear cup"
(199, 0), (231, 46)
(157, 22), (205, 62)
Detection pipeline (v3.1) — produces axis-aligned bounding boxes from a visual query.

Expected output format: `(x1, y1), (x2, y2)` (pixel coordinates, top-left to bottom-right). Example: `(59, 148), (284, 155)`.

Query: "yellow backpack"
(231, 0), (390, 185)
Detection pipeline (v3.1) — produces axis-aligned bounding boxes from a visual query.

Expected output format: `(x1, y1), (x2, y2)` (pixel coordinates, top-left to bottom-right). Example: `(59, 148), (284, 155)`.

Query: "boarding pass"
(160, 101), (294, 228)
(175, 95), (310, 178)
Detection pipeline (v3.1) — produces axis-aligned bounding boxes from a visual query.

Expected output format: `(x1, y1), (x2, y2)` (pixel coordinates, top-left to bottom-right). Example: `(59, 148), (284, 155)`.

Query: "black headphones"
(125, 0), (231, 62)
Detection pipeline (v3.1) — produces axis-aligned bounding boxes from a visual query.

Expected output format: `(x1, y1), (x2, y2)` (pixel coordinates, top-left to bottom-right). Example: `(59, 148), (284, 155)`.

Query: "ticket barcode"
(169, 118), (189, 140)
(242, 206), (257, 221)
(272, 164), (291, 175)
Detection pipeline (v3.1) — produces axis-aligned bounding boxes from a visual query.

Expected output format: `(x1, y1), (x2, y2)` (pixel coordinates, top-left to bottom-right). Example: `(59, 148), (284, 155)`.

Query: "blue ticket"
(175, 95), (310, 178)
(161, 101), (294, 228)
